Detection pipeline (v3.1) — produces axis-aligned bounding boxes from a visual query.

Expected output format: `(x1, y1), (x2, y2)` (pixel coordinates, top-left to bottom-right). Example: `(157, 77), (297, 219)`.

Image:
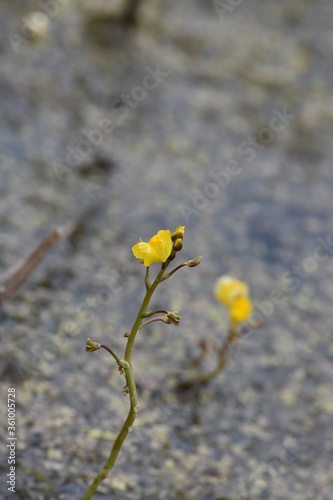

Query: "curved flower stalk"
(82, 225), (200, 499)
(176, 276), (255, 396)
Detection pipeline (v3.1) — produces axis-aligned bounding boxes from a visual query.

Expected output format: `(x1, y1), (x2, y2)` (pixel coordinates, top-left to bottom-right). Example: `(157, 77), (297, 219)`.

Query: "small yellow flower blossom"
(229, 296), (253, 324)
(214, 275), (253, 324)
(132, 229), (172, 267)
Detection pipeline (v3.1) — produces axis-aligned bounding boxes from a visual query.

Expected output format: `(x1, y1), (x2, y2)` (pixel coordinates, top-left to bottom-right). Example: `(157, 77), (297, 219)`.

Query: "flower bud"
(173, 238), (183, 252)
(86, 338), (101, 352)
(167, 312), (182, 326)
(171, 225), (185, 242)
(186, 256), (202, 268)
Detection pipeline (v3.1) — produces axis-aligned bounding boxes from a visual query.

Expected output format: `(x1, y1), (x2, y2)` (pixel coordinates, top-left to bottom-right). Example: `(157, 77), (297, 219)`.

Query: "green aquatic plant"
(82, 225), (201, 499)
(175, 275), (255, 396)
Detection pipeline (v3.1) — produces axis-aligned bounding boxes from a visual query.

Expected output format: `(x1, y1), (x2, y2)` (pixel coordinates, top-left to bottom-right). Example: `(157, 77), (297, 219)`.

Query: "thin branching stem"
(145, 266), (151, 290)
(160, 262), (186, 282)
(82, 262), (168, 499)
(125, 265), (166, 366)
(195, 323), (239, 385)
(141, 309), (169, 318)
(139, 316), (167, 330)
(81, 359), (137, 500)
(100, 345), (122, 365)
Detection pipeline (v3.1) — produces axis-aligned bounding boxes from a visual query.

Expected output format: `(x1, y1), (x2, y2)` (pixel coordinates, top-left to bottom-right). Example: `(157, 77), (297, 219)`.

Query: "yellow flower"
(214, 275), (252, 324)
(132, 229), (172, 267)
(214, 275), (249, 307)
(229, 296), (253, 324)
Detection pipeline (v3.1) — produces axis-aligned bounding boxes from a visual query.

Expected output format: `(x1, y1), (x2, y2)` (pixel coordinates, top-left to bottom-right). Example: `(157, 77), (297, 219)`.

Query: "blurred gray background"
(0, 1), (333, 499)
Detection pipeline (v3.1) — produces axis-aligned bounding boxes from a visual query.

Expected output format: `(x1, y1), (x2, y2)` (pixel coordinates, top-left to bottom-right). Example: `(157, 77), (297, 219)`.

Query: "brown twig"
(0, 221), (77, 306)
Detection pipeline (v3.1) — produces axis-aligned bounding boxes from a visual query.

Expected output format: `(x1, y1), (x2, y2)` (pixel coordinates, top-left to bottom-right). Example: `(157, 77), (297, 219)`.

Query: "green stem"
(145, 266), (151, 290)
(81, 360), (137, 500)
(139, 316), (167, 330)
(82, 263), (167, 499)
(100, 345), (121, 365)
(160, 262), (186, 281)
(125, 265), (166, 365)
(196, 324), (239, 385)
(141, 309), (169, 318)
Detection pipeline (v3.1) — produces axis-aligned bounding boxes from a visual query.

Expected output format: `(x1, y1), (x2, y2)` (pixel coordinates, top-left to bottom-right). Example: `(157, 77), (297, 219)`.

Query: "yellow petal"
(149, 230), (172, 263)
(230, 296), (253, 324)
(214, 275), (249, 307)
(132, 230), (172, 267)
(132, 241), (151, 265)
